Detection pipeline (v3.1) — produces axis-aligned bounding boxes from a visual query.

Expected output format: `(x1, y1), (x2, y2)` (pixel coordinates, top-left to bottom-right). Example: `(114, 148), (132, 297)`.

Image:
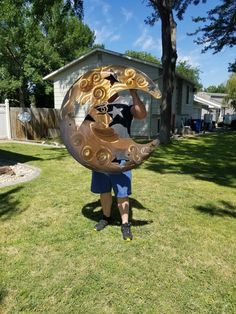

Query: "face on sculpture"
(60, 65), (162, 173)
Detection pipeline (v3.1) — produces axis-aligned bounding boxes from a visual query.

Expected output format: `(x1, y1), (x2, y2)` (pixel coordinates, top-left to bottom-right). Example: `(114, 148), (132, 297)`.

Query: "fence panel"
(0, 103), (7, 139)
(10, 108), (60, 140)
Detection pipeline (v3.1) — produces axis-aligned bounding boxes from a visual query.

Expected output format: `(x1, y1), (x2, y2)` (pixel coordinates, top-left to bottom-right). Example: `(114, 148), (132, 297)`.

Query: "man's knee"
(117, 197), (129, 209)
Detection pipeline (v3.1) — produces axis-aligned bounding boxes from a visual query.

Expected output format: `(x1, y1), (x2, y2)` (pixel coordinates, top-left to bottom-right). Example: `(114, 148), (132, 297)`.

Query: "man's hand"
(130, 90), (147, 120)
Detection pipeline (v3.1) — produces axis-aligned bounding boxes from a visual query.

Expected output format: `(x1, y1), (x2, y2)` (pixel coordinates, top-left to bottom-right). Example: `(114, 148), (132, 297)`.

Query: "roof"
(194, 94), (221, 109)
(43, 48), (161, 81)
(207, 93), (227, 97)
(43, 48), (195, 85)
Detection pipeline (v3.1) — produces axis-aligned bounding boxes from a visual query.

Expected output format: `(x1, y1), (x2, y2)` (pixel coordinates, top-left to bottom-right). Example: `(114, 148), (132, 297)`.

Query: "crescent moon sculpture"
(59, 65), (162, 173)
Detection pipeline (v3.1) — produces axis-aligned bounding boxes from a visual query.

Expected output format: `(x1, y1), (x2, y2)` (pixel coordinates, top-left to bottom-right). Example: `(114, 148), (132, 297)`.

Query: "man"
(90, 75), (147, 241)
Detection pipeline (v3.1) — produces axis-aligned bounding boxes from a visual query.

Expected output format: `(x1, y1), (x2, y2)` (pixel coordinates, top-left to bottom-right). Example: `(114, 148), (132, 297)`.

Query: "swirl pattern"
(82, 146), (93, 161)
(92, 86), (107, 103)
(79, 78), (92, 92)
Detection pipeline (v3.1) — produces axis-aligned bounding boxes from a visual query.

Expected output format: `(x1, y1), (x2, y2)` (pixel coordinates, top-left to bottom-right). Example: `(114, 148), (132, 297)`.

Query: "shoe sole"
(124, 238), (132, 241)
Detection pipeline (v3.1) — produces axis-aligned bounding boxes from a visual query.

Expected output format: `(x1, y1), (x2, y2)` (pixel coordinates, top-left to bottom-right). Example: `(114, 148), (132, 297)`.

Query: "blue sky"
(83, 0), (236, 88)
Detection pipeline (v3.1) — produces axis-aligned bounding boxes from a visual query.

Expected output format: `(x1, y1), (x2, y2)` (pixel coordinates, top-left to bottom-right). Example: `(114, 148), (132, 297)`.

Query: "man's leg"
(117, 197), (129, 224)
(117, 197), (133, 241)
(110, 167), (133, 241)
(91, 171), (112, 231)
(100, 192), (112, 218)
(94, 192), (113, 231)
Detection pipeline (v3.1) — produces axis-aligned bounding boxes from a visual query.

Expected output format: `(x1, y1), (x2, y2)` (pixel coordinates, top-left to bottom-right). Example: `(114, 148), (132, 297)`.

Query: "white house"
(193, 92), (222, 123)
(44, 48), (195, 137)
(193, 92), (235, 127)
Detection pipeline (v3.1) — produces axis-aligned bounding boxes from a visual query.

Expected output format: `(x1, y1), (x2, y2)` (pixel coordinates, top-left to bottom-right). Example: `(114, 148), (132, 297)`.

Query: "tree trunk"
(158, 5), (177, 144)
(19, 87), (25, 108)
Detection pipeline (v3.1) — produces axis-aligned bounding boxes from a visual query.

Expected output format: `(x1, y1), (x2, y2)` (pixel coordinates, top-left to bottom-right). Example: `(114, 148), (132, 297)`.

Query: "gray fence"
(10, 107), (60, 140)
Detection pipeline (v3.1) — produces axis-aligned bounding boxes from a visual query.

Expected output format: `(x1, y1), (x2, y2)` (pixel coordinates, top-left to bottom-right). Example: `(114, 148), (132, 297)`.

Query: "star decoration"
(109, 106), (123, 119)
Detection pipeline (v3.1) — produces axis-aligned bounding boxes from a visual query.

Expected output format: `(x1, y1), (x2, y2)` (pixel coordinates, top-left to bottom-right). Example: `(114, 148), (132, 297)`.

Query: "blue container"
(191, 119), (202, 133)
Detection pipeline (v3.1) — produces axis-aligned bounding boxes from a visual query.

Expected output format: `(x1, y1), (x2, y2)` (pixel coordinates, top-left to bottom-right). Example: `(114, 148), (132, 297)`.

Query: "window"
(176, 80), (182, 114)
(186, 85), (190, 104)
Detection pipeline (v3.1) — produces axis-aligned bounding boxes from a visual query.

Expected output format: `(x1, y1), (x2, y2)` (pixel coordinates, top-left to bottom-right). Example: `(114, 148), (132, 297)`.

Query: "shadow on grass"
(82, 196), (153, 226)
(144, 131), (236, 188)
(0, 149), (42, 164)
(0, 288), (8, 306)
(0, 145), (69, 164)
(0, 186), (27, 220)
(40, 147), (70, 161)
(195, 200), (236, 218)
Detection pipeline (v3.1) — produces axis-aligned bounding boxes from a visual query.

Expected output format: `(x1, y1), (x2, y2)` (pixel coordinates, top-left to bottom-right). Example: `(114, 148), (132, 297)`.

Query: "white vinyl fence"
(0, 99), (11, 139)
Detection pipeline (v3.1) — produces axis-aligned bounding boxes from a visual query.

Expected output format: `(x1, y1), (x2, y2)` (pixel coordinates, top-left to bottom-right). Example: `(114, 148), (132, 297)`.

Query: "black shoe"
(94, 219), (109, 231)
(121, 223), (133, 241)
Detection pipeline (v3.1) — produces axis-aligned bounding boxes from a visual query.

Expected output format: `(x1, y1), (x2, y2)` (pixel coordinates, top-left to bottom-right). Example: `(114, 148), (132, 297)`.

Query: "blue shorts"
(91, 169), (132, 198)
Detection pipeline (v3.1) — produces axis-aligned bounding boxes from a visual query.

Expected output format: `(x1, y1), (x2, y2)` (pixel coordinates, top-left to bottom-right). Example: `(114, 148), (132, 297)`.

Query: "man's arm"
(130, 90), (147, 120)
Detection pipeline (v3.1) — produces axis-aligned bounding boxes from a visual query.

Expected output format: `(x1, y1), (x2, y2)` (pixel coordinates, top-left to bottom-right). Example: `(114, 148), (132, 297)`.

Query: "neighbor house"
(193, 92), (222, 124)
(44, 48), (195, 137)
(193, 91), (235, 125)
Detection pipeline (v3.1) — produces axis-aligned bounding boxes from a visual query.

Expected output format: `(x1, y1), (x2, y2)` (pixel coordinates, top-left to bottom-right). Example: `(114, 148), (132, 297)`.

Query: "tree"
(145, 0), (204, 144)
(190, 0), (236, 72)
(176, 60), (202, 90)
(225, 73), (236, 110)
(125, 50), (161, 65)
(204, 84), (227, 93)
(0, 0), (95, 107)
(228, 61), (236, 73)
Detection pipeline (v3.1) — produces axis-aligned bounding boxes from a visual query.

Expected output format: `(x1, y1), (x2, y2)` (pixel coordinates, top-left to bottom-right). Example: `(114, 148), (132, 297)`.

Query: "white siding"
(131, 92), (150, 137)
(181, 84), (192, 115)
(54, 55), (101, 109)
(131, 119), (148, 137)
(192, 104), (202, 119)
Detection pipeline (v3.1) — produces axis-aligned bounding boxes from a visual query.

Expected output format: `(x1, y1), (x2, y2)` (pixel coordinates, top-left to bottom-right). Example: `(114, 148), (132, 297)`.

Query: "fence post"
(5, 99), (12, 139)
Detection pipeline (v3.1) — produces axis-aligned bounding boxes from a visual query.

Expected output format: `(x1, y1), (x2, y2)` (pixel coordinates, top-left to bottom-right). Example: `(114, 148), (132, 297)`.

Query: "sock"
(102, 214), (111, 222)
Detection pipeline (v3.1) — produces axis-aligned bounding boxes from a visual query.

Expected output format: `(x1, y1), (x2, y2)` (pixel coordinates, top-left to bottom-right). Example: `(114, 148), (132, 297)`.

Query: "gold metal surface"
(60, 65), (162, 173)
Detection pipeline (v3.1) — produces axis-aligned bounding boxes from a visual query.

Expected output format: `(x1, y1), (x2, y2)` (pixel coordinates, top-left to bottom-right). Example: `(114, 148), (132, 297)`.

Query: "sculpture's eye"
(96, 105), (108, 114)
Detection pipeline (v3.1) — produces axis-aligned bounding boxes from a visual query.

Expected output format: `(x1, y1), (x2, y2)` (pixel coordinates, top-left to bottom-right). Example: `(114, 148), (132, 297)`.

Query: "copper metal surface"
(60, 65), (162, 173)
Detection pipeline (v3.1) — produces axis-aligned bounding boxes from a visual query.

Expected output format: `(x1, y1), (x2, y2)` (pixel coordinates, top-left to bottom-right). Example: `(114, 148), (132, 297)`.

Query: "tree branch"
(5, 44), (22, 68)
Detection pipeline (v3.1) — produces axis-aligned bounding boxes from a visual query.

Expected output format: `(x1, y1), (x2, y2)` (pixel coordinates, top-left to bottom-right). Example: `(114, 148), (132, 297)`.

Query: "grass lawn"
(1, 131), (236, 313)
